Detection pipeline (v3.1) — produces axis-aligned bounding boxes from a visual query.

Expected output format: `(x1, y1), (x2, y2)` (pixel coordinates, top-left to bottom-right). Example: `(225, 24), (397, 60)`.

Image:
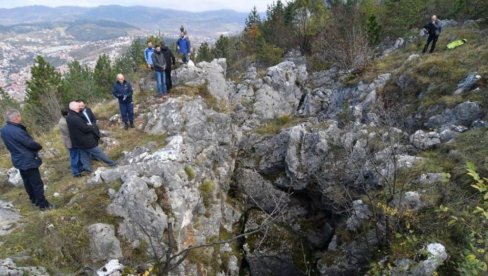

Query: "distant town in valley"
(0, 5), (249, 100)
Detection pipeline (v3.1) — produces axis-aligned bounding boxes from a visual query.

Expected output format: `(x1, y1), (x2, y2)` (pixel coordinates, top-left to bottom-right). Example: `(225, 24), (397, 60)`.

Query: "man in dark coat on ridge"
(66, 101), (116, 173)
(161, 41), (176, 92)
(0, 109), (51, 210)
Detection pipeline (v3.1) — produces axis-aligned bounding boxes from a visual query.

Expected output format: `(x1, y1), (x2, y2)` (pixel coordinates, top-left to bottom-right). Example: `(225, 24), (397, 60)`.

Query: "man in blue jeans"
(58, 108), (82, 177)
(66, 101), (116, 173)
(112, 74), (135, 130)
(151, 44), (168, 97)
(1, 109), (51, 210)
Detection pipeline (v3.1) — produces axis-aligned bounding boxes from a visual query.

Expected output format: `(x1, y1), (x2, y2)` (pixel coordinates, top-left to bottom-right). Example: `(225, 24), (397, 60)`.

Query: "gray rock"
(0, 200), (22, 236)
(410, 130), (441, 150)
(235, 168), (290, 212)
(0, 258), (48, 276)
(391, 243), (448, 275)
(88, 223), (123, 262)
(454, 73), (481, 94)
(407, 54), (420, 62)
(419, 173), (448, 185)
(173, 59), (234, 104)
(247, 255), (305, 276)
(440, 19), (458, 28)
(394, 191), (424, 212)
(454, 101), (482, 126)
(346, 200), (372, 231)
(7, 168), (22, 187)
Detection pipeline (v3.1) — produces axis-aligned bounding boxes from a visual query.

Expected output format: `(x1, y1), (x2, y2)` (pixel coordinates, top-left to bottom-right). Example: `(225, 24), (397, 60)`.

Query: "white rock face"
(97, 259), (124, 276)
(0, 258), (48, 276)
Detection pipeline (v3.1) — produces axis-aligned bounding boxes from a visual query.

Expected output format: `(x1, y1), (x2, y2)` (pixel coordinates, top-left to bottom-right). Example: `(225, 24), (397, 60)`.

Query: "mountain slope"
(0, 5), (249, 36)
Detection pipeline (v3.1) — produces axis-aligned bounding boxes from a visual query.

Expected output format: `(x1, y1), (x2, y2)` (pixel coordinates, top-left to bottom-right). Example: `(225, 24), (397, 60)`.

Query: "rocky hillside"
(0, 21), (487, 275)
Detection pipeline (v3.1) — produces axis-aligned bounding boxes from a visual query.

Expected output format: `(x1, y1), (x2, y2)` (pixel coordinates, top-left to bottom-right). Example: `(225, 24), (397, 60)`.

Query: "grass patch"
(184, 165), (196, 181)
(255, 115), (303, 135)
(199, 179), (215, 209)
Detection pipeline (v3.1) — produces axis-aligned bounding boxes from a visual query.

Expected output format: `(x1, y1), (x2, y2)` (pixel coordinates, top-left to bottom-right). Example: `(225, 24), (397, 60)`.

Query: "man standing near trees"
(144, 42), (154, 69)
(112, 74), (135, 129)
(1, 109), (51, 210)
(177, 30), (191, 64)
(422, 15), (442, 53)
(161, 41), (176, 92)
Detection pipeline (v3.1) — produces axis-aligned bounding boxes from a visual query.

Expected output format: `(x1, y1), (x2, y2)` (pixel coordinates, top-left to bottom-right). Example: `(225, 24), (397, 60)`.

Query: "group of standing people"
(0, 72), (135, 210)
(59, 100), (116, 177)
(143, 27), (191, 97)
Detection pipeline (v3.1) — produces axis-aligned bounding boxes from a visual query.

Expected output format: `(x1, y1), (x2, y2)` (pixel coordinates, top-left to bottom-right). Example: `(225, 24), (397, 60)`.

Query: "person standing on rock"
(176, 31), (191, 64)
(1, 109), (51, 210)
(144, 42), (154, 69)
(66, 101), (116, 172)
(112, 74), (135, 130)
(161, 41), (176, 92)
(422, 15), (442, 53)
(58, 108), (82, 177)
(151, 45), (168, 97)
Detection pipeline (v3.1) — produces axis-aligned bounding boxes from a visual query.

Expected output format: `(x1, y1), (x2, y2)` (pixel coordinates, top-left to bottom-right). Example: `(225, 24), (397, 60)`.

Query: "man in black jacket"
(76, 99), (101, 136)
(1, 109), (51, 210)
(66, 101), (115, 173)
(161, 41), (176, 92)
(112, 74), (134, 130)
(151, 45), (168, 97)
(422, 15), (442, 53)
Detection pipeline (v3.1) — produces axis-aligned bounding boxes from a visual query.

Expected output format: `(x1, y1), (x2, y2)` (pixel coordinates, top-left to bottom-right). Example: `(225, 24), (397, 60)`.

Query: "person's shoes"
(74, 174), (82, 178)
(129, 121), (135, 128)
(39, 203), (55, 211)
(124, 123), (129, 130)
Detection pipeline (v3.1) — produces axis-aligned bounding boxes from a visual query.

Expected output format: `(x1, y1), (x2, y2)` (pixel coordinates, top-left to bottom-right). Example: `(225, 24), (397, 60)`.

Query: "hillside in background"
(0, 5), (250, 37)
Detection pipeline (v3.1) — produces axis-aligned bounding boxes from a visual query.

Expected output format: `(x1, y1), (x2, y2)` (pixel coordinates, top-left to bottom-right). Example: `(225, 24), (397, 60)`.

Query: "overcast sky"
(0, 0), (284, 12)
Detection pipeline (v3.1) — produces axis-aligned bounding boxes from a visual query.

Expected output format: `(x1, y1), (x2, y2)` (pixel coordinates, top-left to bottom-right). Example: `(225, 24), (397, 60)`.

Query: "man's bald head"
(116, 74), (125, 83)
(69, 101), (80, 112)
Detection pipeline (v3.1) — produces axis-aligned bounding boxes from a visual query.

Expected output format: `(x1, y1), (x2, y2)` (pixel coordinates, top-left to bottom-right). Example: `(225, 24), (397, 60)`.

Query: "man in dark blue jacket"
(0, 109), (51, 210)
(177, 31), (191, 64)
(422, 15), (442, 53)
(112, 74), (135, 130)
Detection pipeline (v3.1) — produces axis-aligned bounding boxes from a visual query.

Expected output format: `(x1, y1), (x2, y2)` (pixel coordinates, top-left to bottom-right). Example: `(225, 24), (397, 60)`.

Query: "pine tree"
(59, 60), (96, 104)
(367, 14), (382, 45)
(197, 42), (212, 62)
(94, 54), (115, 98)
(25, 56), (61, 106)
(245, 6), (261, 31)
(213, 35), (230, 59)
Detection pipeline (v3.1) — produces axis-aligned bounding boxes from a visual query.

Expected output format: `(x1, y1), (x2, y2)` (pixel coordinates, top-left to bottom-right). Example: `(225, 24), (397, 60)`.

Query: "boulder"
(88, 223), (123, 262)
(97, 259), (124, 276)
(410, 130), (441, 150)
(173, 59), (234, 104)
(346, 200), (372, 231)
(454, 73), (481, 94)
(454, 101), (482, 126)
